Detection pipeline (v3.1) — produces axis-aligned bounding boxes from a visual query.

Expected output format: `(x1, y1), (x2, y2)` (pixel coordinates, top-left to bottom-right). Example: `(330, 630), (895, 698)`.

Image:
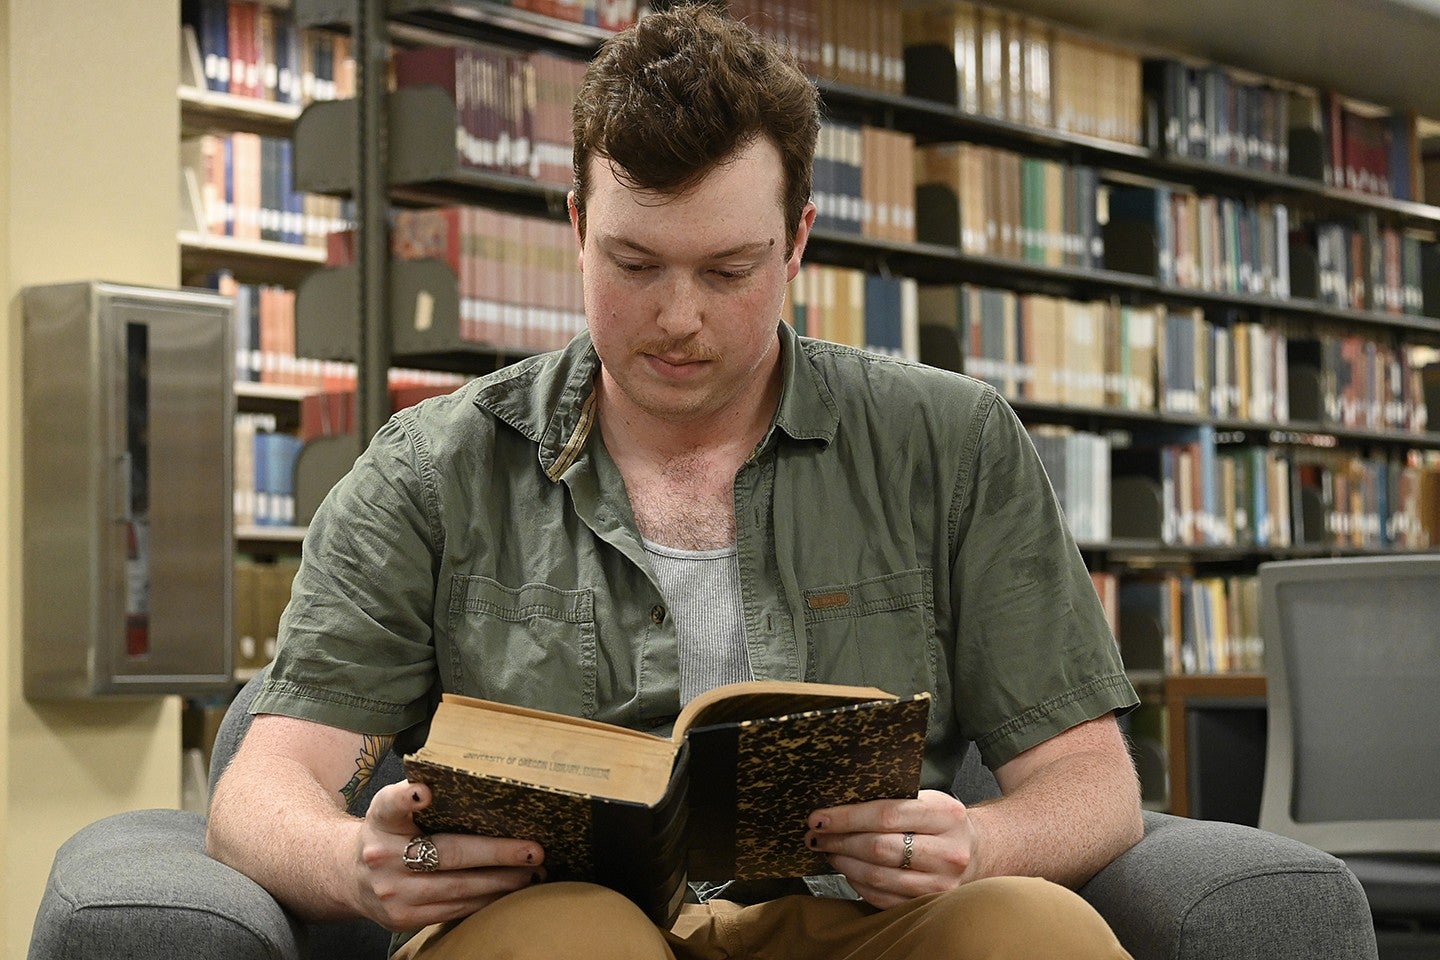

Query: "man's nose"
(654, 274), (704, 337)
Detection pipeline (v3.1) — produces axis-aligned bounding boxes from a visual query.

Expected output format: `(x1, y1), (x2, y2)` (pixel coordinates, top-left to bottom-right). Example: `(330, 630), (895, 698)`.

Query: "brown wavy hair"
(571, 3), (820, 254)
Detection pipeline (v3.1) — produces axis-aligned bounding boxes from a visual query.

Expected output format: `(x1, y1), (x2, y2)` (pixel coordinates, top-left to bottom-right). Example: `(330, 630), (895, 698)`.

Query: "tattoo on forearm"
(340, 735), (394, 807)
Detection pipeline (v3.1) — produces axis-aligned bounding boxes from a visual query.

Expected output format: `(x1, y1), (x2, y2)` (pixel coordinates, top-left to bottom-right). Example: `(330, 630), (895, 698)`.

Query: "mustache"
(634, 339), (721, 363)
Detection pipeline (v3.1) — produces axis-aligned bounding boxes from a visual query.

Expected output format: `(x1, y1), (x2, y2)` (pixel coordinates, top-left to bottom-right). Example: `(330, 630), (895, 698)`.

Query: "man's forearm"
(207, 750), (367, 922)
(967, 747), (1144, 888)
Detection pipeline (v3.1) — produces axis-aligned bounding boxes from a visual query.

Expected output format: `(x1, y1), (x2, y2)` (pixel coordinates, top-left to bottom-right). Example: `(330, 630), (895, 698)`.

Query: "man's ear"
(786, 201), (818, 282)
(567, 191), (585, 270)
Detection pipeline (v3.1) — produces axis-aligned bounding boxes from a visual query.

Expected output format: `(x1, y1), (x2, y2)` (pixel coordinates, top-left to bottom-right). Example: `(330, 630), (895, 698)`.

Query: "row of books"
(925, 285), (1140, 410)
(1114, 428), (1440, 550)
(1118, 573), (1263, 676)
(1118, 430), (1297, 548)
(902, 1), (1145, 146)
(726, 0), (906, 95)
(233, 557), (300, 673)
(235, 414), (303, 528)
(1031, 425), (1111, 543)
(182, 0), (355, 104)
(393, 44), (586, 187)
(1145, 59), (1426, 202)
(181, 133), (354, 248)
(1146, 59), (1294, 174)
(1107, 184), (1292, 299)
(1310, 93), (1420, 199)
(916, 143), (1103, 267)
(781, 265), (919, 359)
(814, 121), (917, 242)
(1305, 218), (1427, 316)
(922, 285), (1297, 424)
(388, 206), (586, 354)
(215, 274), (334, 388)
(1301, 450), (1440, 549)
(219, 277), (297, 384)
(208, 272), (467, 394)
(1297, 335), (1434, 434)
(1005, 422), (1440, 551)
(498, 0), (640, 31)
(233, 378), (465, 530)
(1154, 308), (1291, 423)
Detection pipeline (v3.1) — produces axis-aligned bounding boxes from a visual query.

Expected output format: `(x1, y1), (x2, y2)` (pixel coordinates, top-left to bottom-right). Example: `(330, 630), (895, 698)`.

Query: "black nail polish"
(412, 791), (421, 803)
(808, 836), (818, 849)
(526, 850), (536, 864)
(531, 872), (544, 885)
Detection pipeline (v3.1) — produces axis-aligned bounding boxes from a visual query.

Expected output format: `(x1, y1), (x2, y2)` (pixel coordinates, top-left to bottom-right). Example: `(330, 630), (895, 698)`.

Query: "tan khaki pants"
(393, 878), (1135, 959)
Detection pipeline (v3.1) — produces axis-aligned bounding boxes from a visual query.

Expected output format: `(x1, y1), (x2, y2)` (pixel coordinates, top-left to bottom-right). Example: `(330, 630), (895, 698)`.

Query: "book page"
(414, 696), (680, 806)
(674, 679), (897, 739)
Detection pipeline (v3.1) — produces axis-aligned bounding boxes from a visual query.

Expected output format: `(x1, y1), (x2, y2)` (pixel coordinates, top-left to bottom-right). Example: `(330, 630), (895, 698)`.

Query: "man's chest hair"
(624, 460), (738, 551)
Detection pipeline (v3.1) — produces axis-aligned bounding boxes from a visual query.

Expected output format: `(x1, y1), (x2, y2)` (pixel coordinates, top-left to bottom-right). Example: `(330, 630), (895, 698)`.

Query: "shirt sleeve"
(250, 411), (443, 737)
(947, 392), (1137, 770)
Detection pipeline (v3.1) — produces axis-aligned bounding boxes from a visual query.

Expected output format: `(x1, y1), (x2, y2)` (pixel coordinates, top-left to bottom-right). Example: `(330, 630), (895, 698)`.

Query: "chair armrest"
(30, 809), (303, 960)
(1080, 812), (1377, 960)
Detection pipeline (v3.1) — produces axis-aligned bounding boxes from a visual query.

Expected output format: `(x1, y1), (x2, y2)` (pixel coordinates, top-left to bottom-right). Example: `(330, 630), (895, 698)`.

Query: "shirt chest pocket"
(802, 567), (937, 698)
(448, 575), (598, 718)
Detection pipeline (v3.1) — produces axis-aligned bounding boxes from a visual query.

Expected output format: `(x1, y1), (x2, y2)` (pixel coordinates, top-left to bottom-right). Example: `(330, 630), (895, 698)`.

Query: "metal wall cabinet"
(23, 281), (234, 698)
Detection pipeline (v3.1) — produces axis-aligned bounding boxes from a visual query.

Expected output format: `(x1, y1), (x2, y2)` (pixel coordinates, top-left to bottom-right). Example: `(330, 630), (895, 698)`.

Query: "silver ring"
(403, 835), (440, 873)
(899, 831), (915, 870)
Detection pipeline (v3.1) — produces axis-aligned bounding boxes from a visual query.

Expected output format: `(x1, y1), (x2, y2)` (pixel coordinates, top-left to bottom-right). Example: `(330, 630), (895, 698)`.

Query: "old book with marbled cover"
(403, 681), (930, 926)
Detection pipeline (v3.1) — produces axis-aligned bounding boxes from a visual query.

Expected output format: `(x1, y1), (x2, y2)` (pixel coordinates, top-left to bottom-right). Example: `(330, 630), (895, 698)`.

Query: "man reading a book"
(209, 5), (1144, 958)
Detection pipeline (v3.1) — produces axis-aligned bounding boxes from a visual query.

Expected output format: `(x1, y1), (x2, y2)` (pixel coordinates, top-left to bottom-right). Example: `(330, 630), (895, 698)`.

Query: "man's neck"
(596, 369), (782, 472)
(596, 361), (782, 551)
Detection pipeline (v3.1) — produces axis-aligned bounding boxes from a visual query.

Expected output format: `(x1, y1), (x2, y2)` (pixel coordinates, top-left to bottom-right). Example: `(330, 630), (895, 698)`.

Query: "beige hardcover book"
(977, 6), (1006, 120)
(1022, 17), (1053, 130)
(861, 125), (880, 239)
(406, 681), (929, 928)
(1004, 12), (1025, 124)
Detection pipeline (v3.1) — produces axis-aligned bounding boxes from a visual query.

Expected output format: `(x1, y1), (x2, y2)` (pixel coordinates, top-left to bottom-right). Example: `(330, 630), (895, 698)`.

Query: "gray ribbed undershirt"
(640, 537), (753, 705)
(643, 538), (850, 904)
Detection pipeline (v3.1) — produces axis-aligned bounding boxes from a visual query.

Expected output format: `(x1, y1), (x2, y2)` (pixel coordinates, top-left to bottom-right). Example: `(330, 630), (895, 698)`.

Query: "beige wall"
(3, 1), (185, 954)
(1, 1), (12, 946)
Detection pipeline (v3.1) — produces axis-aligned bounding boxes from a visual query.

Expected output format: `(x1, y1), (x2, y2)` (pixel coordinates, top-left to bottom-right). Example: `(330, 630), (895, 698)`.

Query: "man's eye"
(712, 269), (751, 280)
(618, 262), (653, 273)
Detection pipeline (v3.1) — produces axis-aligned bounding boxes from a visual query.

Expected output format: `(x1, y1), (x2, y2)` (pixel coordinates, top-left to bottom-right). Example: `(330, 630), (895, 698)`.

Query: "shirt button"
(650, 604), (666, 625)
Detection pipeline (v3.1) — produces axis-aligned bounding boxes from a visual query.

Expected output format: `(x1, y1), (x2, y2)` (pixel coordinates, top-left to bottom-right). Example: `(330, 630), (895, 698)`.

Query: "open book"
(403, 680), (931, 925)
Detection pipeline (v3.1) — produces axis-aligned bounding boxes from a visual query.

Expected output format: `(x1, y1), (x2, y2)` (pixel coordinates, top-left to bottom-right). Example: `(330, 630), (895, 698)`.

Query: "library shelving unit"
(178, 2), (367, 693)
(284, 0), (1440, 819)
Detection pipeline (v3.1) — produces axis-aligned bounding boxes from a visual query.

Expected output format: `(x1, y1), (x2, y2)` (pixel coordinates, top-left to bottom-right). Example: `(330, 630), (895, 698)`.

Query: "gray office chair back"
(1258, 553), (1440, 856)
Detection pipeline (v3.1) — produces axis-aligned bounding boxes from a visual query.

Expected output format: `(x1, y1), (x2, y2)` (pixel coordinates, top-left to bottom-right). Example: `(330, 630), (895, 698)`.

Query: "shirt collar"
(769, 320), (840, 447)
(472, 323), (839, 483)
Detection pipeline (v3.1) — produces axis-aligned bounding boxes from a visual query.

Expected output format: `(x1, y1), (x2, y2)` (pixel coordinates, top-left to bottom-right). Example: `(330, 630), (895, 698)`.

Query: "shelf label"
(414, 290), (434, 332)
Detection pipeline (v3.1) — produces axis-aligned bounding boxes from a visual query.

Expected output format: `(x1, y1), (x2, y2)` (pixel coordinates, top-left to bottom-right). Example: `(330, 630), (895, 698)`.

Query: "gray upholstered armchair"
(31, 667), (1378, 960)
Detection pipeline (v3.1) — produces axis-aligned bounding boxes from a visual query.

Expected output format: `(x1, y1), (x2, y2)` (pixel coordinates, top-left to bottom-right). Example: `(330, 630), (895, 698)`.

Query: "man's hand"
(804, 715), (1144, 909)
(803, 789), (979, 908)
(349, 781), (548, 932)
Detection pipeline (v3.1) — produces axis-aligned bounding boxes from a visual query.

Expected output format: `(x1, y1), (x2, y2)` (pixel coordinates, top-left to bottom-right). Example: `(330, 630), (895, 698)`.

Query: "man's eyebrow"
(598, 235), (777, 260)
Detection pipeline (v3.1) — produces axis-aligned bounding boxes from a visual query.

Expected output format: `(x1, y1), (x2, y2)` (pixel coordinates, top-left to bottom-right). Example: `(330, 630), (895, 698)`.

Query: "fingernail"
(531, 872), (544, 885)
(412, 791), (421, 803)
(813, 818), (825, 831)
(807, 836), (819, 849)
(525, 850), (536, 864)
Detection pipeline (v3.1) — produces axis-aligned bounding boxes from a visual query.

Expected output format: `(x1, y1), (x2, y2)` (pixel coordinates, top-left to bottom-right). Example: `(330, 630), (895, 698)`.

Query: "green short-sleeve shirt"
(253, 324), (1136, 783)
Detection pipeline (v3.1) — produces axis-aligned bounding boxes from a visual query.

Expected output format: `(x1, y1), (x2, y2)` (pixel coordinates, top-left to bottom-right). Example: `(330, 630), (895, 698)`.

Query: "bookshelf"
(178, 0), (363, 695)
(281, 0), (1440, 816)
